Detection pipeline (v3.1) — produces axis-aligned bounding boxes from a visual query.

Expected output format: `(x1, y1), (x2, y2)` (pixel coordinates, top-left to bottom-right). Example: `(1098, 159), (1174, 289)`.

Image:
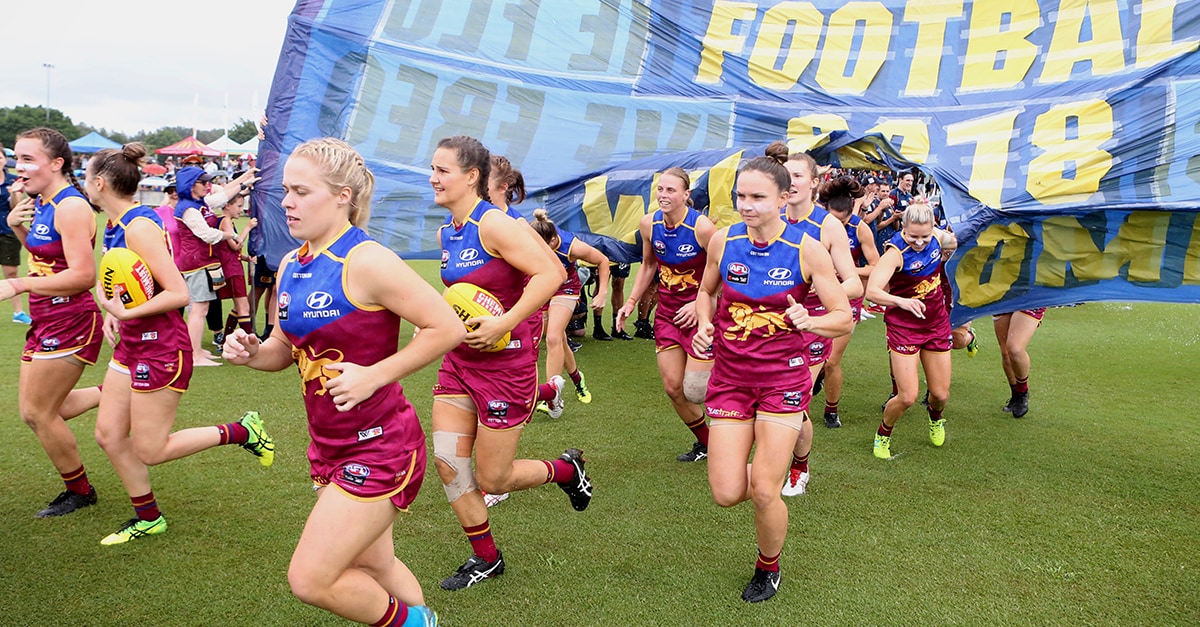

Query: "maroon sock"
(370, 596), (408, 627)
(877, 421), (894, 437)
(1015, 377), (1029, 394)
(928, 406), (944, 421)
(790, 453), (809, 473)
(132, 492), (161, 522)
(568, 368), (582, 385)
(543, 459), (575, 484)
(464, 521), (499, 562)
(216, 422), (250, 446)
(1010, 382), (1020, 395)
(62, 466), (92, 495)
(685, 416), (709, 446)
(756, 550), (780, 573)
(824, 400), (838, 414)
(536, 382), (557, 402)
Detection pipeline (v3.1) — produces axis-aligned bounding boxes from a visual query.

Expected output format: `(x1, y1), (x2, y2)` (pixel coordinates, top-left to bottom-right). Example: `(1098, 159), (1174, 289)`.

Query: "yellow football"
(444, 282), (511, 352)
(100, 247), (155, 309)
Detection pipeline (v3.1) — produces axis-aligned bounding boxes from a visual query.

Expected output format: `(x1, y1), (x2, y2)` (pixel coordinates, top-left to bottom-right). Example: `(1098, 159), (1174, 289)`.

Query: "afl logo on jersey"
(727, 262), (749, 284)
(307, 291), (334, 309)
(653, 240), (666, 255)
(441, 249), (449, 269)
(278, 291), (291, 320)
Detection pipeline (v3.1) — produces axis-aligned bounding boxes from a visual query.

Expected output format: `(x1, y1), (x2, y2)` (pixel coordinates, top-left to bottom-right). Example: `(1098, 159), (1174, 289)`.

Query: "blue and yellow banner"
(256, 0), (1200, 323)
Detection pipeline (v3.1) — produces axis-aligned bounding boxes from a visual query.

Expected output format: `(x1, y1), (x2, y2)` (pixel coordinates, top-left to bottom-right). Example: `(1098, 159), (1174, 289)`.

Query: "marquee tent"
(155, 136), (222, 157)
(68, 131), (121, 154)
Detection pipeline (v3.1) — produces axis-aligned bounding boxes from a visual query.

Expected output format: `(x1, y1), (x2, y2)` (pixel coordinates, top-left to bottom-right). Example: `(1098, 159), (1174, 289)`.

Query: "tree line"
(0, 105), (258, 155)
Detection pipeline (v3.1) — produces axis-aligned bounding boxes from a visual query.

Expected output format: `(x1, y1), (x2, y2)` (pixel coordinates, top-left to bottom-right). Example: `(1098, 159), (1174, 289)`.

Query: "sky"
(4, 1), (297, 136)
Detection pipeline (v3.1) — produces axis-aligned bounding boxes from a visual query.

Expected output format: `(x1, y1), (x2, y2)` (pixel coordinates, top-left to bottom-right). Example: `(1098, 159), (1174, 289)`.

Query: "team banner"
(255, 0), (1200, 323)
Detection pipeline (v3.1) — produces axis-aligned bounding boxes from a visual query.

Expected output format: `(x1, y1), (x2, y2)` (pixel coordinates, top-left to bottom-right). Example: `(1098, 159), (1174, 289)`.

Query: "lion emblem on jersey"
(913, 274), (941, 299)
(724, 303), (789, 341)
(294, 346), (346, 396)
(659, 266), (699, 292)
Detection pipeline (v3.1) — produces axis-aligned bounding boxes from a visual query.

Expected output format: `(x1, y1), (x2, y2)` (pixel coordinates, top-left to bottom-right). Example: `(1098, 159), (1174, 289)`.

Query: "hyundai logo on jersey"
(767, 267), (793, 281)
(459, 248), (479, 261)
(677, 243), (696, 255)
(306, 291), (334, 309)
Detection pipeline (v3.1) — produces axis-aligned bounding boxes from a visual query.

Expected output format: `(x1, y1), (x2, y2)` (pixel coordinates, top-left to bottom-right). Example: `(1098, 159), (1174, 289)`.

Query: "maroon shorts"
(111, 348), (193, 392)
(433, 355), (537, 430)
(705, 375), (810, 425)
(799, 331), (833, 367)
(849, 297), (864, 324)
(216, 272), (248, 300)
(311, 442), (426, 511)
(993, 308), (1046, 322)
(654, 317), (713, 361)
(886, 323), (952, 355)
(22, 309), (103, 364)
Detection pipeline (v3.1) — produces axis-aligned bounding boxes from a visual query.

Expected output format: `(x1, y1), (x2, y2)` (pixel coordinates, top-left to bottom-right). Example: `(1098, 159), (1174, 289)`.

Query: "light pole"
(43, 63), (55, 121)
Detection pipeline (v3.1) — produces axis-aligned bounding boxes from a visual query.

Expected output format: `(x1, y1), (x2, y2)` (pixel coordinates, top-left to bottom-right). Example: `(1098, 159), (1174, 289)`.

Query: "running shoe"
(676, 441), (707, 462)
(482, 491), (509, 508)
(929, 418), (946, 447)
(824, 411), (841, 429)
(439, 551), (505, 591)
(574, 372), (592, 404)
(1010, 392), (1029, 418)
(239, 411), (275, 467)
(557, 448), (592, 511)
(593, 325), (613, 341)
(859, 308), (876, 320)
(567, 338), (582, 353)
(547, 376), (565, 419)
(873, 434), (892, 459)
(781, 468), (809, 497)
(35, 487), (97, 518)
(633, 319), (655, 339)
(100, 516), (167, 545)
(212, 331), (225, 350)
(741, 568), (781, 603)
(12, 311), (32, 325)
(612, 328), (633, 340)
(965, 333), (980, 357)
(535, 401), (549, 414)
(407, 606), (439, 627)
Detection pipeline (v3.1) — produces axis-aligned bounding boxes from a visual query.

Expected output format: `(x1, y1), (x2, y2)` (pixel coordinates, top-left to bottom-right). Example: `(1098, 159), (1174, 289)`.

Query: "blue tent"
(69, 131), (121, 154)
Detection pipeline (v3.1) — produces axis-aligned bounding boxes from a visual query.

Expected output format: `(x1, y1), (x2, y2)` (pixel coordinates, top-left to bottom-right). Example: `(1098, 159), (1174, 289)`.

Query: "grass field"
(0, 257), (1197, 626)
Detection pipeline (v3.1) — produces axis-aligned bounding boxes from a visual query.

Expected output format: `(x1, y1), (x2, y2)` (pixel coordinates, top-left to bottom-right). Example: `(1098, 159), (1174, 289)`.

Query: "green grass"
(0, 257), (1198, 625)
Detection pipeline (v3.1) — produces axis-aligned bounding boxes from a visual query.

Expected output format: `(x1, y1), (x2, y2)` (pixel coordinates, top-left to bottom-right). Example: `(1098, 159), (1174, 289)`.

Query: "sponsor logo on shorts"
(342, 463), (370, 486)
(358, 426), (384, 441)
(788, 356), (804, 367)
(486, 400), (509, 420)
(782, 391), (804, 407)
(141, 331), (158, 341)
(727, 262), (749, 284)
(134, 362), (151, 381)
(51, 296), (70, 305)
(893, 344), (917, 354)
(40, 337), (60, 351)
(707, 407), (741, 419)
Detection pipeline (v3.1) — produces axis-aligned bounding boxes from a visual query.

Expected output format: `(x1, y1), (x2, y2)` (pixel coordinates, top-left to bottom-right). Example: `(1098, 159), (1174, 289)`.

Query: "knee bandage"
(432, 430), (477, 503)
(683, 370), (711, 405)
